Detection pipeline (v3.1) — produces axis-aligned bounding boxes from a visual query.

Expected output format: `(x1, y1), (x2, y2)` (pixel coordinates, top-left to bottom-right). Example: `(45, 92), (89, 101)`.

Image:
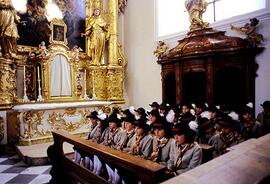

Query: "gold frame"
(49, 18), (68, 45)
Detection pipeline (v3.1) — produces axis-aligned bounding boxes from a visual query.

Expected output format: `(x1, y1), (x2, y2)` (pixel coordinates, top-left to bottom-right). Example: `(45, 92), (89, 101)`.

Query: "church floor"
(0, 154), (51, 184)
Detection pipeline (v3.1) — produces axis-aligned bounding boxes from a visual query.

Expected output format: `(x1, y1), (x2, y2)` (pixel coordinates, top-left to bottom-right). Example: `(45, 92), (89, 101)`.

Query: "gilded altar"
(10, 101), (112, 145)
(0, 0), (127, 145)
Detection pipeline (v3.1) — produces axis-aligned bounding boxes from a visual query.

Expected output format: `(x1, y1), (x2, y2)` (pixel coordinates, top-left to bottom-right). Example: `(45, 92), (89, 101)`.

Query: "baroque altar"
(0, 0), (127, 146)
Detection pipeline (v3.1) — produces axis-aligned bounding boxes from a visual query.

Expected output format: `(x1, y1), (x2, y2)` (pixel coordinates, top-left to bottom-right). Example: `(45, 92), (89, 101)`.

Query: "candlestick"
(37, 66), (40, 80)
(24, 66), (26, 80)
(83, 69), (89, 100)
(23, 66), (30, 103)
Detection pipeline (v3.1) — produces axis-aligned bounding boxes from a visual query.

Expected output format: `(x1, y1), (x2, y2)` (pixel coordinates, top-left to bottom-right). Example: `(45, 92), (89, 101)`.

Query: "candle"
(23, 66), (26, 81)
(37, 66), (40, 80)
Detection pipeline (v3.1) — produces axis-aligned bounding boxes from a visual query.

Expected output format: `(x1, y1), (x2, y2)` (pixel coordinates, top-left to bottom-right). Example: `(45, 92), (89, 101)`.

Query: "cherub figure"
(37, 41), (49, 58)
(72, 45), (82, 61)
(154, 41), (169, 59)
(231, 18), (264, 47)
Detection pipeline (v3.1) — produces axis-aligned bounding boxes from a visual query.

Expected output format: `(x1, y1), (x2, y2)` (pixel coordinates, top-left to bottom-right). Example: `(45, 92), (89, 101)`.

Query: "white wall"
(123, 1), (270, 115)
(123, 0), (162, 110)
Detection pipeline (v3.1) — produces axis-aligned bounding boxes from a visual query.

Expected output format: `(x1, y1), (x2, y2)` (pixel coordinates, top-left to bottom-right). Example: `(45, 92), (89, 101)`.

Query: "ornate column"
(91, 66), (107, 100)
(0, 58), (17, 109)
(107, 66), (125, 101)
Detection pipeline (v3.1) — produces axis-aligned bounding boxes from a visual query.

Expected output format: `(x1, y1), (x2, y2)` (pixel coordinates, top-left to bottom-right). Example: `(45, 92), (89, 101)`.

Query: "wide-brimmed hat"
(121, 114), (136, 124)
(147, 109), (160, 117)
(134, 119), (150, 131)
(261, 100), (270, 108)
(151, 118), (173, 137)
(134, 107), (146, 115)
(216, 115), (236, 128)
(107, 113), (122, 127)
(87, 111), (98, 119)
(172, 123), (195, 142)
(149, 101), (159, 108)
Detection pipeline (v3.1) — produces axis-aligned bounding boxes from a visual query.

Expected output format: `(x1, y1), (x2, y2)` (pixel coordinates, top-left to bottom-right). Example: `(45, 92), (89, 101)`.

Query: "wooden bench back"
(48, 130), (166, 184)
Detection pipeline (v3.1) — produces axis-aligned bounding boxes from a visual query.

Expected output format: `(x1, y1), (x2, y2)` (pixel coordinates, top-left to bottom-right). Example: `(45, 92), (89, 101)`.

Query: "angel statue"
(37, 41), (49, 58)
(185, 0), (209, 31)
(86, 8), (110, 65)
(0, 0), (20, 59)
(231, 18), (264, 47)
(72, 45), (82, 61)
(154, 41), (169, 59)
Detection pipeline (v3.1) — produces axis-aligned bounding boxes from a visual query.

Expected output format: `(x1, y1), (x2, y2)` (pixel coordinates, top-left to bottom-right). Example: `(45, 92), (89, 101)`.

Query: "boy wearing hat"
(240, 107), (263, 140)
(209, 115), (243, 157)
(149, 101), (159, 110)
(134, 107), (147, 121)
(257, 100), (270, 134)
(150, 119), (174, 165)
(87, 111), (99, 140)
(101, 113), (123, 149)
(116, 114), (136, 150)
(129, 120), (153, 159)
(167, 123), (202, 176)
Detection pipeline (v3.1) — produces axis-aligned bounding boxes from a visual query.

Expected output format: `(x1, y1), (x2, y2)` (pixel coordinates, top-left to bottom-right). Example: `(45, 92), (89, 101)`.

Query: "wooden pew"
(48, 130), (167, 184)
(162, 134), (270, 184)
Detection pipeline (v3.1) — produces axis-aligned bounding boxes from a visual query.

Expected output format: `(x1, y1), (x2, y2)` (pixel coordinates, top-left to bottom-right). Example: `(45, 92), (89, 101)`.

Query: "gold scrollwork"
(22, 111), (45, 138)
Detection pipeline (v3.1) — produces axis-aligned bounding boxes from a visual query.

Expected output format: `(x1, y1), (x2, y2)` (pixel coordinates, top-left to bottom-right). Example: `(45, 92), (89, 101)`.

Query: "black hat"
(107, 113), (122, 127)
(149, 101), (159, 108)
(134, 107), (146, 115)
(216, 115), (236, 128)
(121, 114), (136, 123)
(151, 118), (173, 137)
(241, 106), (253, 115)
(182, 103), (193, 110)
(195, 102), (206, 110)
(134, 118), (150, 131)
(172, 123), (195, 143)
(87, 111), (98, 119)
(261, 100), (270, 108)
(147, 109), (160, 117)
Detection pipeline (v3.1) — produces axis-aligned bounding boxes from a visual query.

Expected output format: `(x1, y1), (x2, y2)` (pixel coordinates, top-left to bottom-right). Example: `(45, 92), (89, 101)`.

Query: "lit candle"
(37, 66), (40, 80)
(85, 69), (87, 90)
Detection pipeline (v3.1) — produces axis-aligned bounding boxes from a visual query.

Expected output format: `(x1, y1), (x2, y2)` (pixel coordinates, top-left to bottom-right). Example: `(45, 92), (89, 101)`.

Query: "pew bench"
(47, 130), (167, 184)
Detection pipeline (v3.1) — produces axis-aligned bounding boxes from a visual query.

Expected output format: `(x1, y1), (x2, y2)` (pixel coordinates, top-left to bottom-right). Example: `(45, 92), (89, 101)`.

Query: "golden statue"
(154, 41), (169, 59)
(86, 8), (109, 65)
(231, 18), (264, 47)
(185, 0), (209, 31)
(0, 0), (20, 59)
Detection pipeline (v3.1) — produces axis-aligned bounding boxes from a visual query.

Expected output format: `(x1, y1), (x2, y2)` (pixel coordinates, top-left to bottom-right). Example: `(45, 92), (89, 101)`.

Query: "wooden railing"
(48, 130), (167, 184)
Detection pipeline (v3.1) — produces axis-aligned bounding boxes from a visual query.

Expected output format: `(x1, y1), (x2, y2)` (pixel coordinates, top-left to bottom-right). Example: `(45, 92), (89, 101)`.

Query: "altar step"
(16, 142), (74, 166)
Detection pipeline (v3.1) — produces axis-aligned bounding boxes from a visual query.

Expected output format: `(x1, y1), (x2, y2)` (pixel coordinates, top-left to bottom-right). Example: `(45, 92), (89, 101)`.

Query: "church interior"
(0, 0), (270, 183)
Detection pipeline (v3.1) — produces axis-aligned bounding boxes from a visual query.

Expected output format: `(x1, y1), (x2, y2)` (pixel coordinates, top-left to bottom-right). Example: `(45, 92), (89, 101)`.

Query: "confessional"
(158, 28), (263, 108)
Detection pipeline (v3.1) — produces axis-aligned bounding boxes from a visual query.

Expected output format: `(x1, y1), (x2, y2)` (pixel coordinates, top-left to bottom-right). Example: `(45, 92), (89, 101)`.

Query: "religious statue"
(119, 0), (128, 14)
(72, 45), (82, 61)
(185, 0), (209, 31)
(37, 41), (49, 58)
(231, 18), (264, 47)
(0, 0), (20, 59)
(86, 8), (109, 65)
(154, 41), (169, 59)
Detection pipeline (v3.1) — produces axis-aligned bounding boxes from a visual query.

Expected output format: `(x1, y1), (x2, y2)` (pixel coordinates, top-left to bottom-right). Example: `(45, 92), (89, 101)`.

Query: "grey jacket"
(128, 134), (153, 159)
(151, 137), (174, 165)
(167, 140), (202, 175)
(101, 128), (123, 148)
